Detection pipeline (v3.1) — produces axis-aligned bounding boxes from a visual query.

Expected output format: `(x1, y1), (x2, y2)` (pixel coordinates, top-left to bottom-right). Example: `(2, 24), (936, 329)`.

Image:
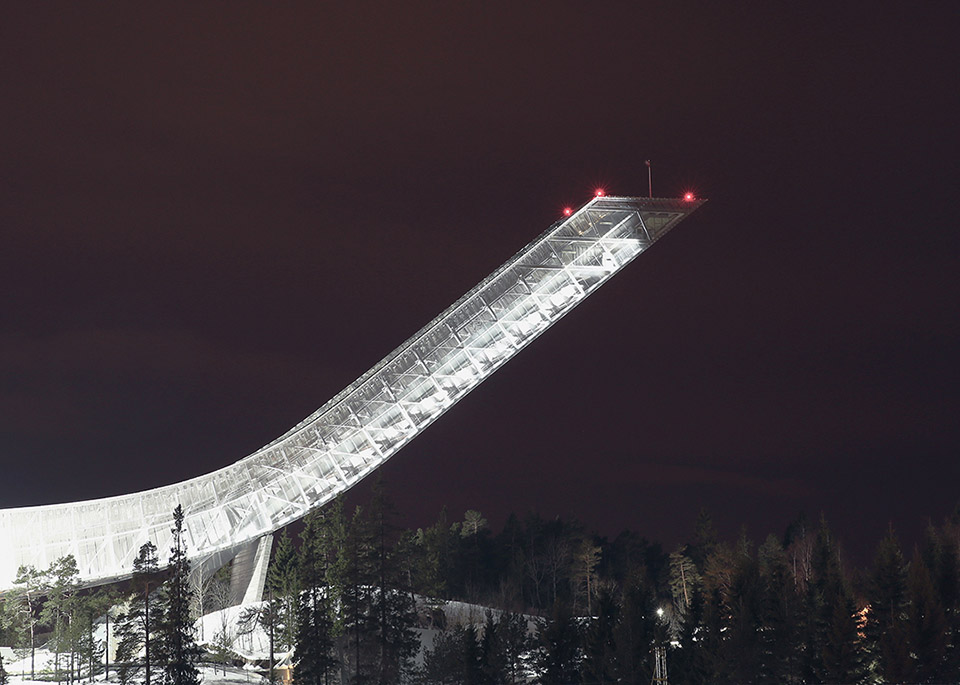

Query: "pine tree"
(495, 513), (528, 611)
(460, 510), (489, 598)
(0, 597), (10, 685)
(158, 505), (201, 685)
(10, 564), (46, 679)
(76, 589), (111, 683)
(41, 555), (80, 682)
(668, 547), (701, 620)
(116, 541), (162, 685)
(571, 538), (601, 616)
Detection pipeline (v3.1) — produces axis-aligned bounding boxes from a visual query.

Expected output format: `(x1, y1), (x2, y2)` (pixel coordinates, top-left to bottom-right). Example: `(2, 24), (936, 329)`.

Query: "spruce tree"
(419, 625), (467, 684)
(922, 521), (960, 677)
(756, 535), (801, 682)
(819, 585), (867, 683)
(306, 494), (348, 643)
(700, 544), (737, 682)
(505, 612), (531, 685)
(671, 586), (709, 685)
(535, 604), (581, 685)
(580, 590), (618, 684)
(459, 624), (483, 685)
(807, 517), (867, 683)
(867, 529), (909, 682)
(477, 611), (502, 684)
(294, 584), (336, 685)
(721, 537), (762, 683)
(158, 505), (201, 685)
(906, 548), (949, 682)
(690, 509), (719, 570)
(294, 510), (336, 685)
(410, 507), (454, 602)
(366, 478), (418, 684)
(699, 584), (727, 683)
(267, 528), (300, 654)
(237, 601), (282, 680)
(610, 577), (658, 685)
(340, 504), (376, 684)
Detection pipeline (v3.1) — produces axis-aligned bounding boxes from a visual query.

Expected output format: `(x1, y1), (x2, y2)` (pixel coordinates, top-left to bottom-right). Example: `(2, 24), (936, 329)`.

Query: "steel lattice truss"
(0, 196), (704, 590)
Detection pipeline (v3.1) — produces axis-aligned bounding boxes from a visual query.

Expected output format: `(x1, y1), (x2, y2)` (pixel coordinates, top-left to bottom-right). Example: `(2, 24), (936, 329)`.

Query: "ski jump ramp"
(0, 195), (704, 592)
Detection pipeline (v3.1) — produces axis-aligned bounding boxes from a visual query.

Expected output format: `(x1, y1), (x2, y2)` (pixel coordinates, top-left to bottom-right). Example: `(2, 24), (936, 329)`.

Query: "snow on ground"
(197, 595), (540, 665)
(2, 596), (539, 681)
(8, 665), (266, 685)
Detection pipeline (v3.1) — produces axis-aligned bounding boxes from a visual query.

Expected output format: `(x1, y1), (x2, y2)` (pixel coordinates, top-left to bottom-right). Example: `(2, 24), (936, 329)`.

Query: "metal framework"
(0, 195), (704, 590)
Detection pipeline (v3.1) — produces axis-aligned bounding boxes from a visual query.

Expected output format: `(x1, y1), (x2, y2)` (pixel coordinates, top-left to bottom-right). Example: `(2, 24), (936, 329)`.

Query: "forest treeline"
(3, 479), (960, 684)
(287, 477), (960, 684)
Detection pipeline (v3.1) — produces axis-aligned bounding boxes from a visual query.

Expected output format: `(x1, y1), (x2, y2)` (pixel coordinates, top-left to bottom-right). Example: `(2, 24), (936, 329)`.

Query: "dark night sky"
(1, 3), (958, 563)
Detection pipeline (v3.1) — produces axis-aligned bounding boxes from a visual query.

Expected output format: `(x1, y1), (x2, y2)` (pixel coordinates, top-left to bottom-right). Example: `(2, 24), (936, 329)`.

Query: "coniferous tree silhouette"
(116, 542), (162, 685)
(157, 505), (201, 685)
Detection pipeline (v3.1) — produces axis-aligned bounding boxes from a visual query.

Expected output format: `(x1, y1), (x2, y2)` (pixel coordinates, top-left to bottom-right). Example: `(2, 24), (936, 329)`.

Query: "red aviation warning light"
(563, 207), (573, 217)
(594, 188), (606, 197)
(683, 191), (695, 201)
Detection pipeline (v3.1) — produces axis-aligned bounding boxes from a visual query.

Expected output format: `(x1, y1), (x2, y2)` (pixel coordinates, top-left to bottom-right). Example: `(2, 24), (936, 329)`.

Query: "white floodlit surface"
(0, 196), (703, 590)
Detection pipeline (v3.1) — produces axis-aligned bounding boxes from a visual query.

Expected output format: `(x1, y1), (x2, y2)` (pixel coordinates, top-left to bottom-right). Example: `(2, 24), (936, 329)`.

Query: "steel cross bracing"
(0, 195), (704, 590)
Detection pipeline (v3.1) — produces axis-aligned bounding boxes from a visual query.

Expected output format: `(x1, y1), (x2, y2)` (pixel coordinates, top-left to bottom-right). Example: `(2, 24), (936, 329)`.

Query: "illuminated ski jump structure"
(0, 194), (704, 594)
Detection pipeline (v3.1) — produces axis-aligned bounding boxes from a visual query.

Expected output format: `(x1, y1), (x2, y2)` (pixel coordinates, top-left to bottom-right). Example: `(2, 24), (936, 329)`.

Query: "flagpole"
(646, 160), (652, 197)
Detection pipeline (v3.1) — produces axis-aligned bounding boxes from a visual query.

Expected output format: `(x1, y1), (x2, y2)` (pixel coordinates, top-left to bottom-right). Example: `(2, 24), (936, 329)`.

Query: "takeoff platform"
(0, 195), (704, 592)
